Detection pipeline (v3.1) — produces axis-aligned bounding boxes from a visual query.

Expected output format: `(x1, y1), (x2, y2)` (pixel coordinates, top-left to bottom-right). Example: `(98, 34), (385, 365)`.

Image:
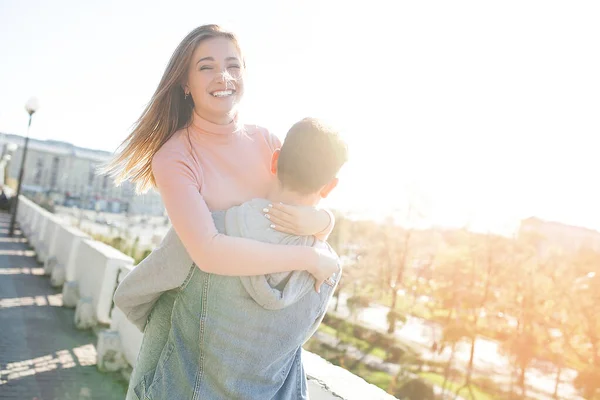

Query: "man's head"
(271, 117), (348, 200)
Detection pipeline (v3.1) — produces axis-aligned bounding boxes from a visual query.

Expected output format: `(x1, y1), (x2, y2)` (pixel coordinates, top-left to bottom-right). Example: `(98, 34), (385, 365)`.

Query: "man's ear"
(270, 149), (281, 175)
(319, 177), (339, 199)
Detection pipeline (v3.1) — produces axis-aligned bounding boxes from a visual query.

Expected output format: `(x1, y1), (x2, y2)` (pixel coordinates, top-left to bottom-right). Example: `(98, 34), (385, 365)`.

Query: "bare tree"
(455, 233), (508, 399)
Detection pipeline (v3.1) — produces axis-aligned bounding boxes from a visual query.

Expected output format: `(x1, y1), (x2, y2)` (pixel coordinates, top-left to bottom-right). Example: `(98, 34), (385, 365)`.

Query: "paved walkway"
(0, 211), (127, 400)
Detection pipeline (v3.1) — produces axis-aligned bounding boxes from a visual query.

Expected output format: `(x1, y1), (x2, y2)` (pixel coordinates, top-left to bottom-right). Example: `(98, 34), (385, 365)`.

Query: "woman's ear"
(270, 149), (281, 175)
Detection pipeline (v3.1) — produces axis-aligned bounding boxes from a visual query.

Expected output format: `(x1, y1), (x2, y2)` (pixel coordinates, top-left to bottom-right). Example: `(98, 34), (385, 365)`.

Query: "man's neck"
(266, 183), (319, 206)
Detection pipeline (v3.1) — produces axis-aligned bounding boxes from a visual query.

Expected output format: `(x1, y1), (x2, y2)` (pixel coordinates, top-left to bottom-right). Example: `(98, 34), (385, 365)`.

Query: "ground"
(0, 211), (127, 400)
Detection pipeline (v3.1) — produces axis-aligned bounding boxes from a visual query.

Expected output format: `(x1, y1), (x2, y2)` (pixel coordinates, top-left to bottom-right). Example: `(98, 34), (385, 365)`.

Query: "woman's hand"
(263, 203), (332, 236)
(310, 247), (341, 293)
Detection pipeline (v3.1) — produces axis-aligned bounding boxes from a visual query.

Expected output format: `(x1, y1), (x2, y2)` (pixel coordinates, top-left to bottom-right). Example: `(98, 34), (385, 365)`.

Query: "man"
(115, 117), (348, 399)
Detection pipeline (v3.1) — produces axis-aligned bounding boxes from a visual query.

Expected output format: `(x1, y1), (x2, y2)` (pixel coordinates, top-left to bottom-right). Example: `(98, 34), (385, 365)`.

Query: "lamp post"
(9, 97), (40, 237)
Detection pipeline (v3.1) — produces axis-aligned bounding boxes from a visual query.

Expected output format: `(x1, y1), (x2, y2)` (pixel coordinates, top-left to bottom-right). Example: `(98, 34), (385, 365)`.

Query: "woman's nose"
(215, 70), (232, 82)
(215, 70), (235, 87)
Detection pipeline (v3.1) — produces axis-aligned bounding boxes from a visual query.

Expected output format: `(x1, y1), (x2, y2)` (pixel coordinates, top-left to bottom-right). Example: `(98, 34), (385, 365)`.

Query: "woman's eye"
(199, 65), (213, 71)
(228, 65), (241, 70)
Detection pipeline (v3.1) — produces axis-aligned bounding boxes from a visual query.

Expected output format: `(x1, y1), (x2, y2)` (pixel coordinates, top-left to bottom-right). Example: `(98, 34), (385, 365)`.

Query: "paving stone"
(0, 212), (127, 399)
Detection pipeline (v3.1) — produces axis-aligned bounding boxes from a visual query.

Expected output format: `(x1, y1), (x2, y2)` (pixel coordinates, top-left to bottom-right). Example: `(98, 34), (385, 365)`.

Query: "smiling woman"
(102, 24), (341, 400)
(185, 37), (244, 125)
(102, 23), (338, 280)
(102, 25), (248, 193)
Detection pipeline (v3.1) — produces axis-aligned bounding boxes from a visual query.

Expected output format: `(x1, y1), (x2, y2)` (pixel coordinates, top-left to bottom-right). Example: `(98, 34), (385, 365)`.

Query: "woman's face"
(186, 37), (244, 124)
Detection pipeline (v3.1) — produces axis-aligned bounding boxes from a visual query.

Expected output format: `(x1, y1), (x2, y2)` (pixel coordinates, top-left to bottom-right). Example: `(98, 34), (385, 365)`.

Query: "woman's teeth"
(212, 90), (234, 98)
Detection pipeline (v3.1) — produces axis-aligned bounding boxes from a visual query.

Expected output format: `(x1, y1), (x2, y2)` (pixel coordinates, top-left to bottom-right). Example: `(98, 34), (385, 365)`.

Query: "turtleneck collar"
(190, 109), (240, 136)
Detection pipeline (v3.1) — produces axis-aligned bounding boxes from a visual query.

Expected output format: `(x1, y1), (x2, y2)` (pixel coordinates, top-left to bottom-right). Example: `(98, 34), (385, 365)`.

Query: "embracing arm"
(152, 151), (321, 277)
(266, 203), (335, 241)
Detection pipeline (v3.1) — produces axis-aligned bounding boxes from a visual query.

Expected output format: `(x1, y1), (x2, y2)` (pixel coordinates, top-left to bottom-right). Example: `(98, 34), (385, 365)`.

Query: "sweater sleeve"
(314, 209), (335, 241)
(151, 147), (317, 276)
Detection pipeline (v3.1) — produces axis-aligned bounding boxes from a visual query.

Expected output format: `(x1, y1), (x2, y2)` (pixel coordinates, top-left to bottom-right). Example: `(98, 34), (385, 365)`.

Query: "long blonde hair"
(102, 24), (244, 193)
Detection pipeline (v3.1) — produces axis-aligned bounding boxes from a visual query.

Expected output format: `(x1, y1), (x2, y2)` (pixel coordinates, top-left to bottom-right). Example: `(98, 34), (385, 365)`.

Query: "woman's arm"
(264, 204), (335, 241)
(152, 150), (337, 282)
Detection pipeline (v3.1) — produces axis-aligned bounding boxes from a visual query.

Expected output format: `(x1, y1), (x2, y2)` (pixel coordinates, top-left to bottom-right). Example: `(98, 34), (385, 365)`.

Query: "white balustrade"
(19, 198), (39, 237)
(72, 239), (133, 328)
(36, 217), (61, 267)
(16, 197), (31, 227)
(30, 212), (61, 263)
(107, 306), (143, 369)
(304, 351), (398, 400)
(29, 214), (48, 250)
(14, 195), (396, 400)
(109, 265), (143, 367)
(47, 223), (89, 290)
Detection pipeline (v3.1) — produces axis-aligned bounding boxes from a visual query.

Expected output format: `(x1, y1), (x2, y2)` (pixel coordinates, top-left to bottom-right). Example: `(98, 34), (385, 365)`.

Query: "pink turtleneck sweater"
(151, 112), (324, 276)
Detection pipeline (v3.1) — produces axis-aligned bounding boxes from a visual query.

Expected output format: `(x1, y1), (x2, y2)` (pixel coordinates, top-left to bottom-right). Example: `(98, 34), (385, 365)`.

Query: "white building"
(0, 133), (164, 216)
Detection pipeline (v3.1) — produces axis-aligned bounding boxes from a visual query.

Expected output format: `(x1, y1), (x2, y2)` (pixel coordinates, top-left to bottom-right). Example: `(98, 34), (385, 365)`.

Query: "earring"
(184, 92), (189, 100)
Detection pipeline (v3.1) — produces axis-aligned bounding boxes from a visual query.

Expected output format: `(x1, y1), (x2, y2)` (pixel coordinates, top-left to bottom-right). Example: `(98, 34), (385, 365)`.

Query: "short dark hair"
(277, 118), (348, 194)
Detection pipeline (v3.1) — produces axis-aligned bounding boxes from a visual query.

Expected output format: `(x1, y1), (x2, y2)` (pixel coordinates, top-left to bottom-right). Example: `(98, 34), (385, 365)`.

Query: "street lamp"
(9, 97), (40, 237)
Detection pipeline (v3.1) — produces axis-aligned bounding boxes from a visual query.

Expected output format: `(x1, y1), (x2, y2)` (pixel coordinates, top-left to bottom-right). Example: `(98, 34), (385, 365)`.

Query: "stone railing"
(16, 195), (397, 400)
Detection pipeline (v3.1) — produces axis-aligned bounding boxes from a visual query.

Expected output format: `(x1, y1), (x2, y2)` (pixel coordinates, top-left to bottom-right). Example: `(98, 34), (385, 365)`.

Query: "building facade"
(0, 133), (164, 216)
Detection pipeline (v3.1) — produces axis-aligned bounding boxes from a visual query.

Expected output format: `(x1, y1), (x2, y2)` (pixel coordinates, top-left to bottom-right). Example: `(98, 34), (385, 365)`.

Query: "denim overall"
(128, 199), (339, 400)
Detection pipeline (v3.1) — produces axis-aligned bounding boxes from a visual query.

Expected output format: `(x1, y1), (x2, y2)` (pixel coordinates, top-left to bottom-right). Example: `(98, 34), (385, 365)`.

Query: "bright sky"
(1, 0), (599, 234)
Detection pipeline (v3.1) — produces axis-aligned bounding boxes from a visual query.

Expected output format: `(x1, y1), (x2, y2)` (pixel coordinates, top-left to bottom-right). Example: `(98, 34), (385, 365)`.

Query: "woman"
(105, 24), (340, 398)
(107, 24), (339, 280)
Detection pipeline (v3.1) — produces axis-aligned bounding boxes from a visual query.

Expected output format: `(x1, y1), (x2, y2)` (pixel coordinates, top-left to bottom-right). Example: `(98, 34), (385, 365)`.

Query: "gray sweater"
(113, 198), (326, 331)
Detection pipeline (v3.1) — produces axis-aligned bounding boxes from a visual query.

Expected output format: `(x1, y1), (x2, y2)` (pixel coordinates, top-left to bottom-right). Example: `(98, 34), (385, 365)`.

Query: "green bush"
(352, 324), (372, 341)
(347, 295), (370, 310)
(395, 378), (435, 400)
(385, 347), (406, 363)
(472, 376), (499, 392)
(136, 249), (153, 264)
(322, 313), (422, 367)
(111, 236), (124, 250)
(387, 309), (407, 326)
